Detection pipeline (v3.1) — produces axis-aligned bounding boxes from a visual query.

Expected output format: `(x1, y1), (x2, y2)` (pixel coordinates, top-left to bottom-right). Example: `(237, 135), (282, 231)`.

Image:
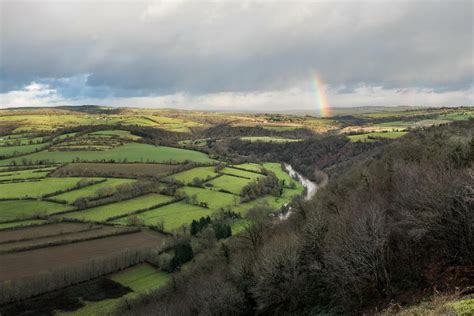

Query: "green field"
(62, 193), (174, 222)
(164, 166), (218, 184)
(0, 167), (55, 181)
(0, 177), (97, 199)
(178, 186), (237, 210)
(51, 178), (135, 203)
(0, 143), (216, 165)
(261, 162), (303, 190)
(207, 175), (253, 195)
(220, 167), (263, 180)
(114, 201), (214, 231)
(0, 143), (49, 158)
(88, 130), (141, 140)
(231, 163), (263, 172)
(58, 264), (171, 316)
(348, 131), (408, 142)
(240, 136), (301, 143)
(0, 219), (47, 230)
(0, 200), (71, 222)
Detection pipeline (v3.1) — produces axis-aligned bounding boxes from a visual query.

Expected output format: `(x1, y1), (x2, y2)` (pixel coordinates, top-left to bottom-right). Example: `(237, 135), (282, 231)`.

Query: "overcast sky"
(0, 0), (473, 111)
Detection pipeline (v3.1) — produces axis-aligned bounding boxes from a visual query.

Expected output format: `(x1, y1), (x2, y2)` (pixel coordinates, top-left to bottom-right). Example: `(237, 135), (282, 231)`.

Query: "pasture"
(348, 131), (408, 142)
(51, 178), (135, 203)
(52, 162), (181, 178)
(220, 167), (263, 180)
(0, 167), (55, 181)
(0, 177), (99, 199)
(63, 193), (174, 222)
(179, 186), (237, 210)
(0, 143), (216, 165)
(0, 200), (72, 222)
(207, 175), (253, 195)
(0, 143), (48, 158)
(164, 166), (218, 184)
(114, 201), (214, 231)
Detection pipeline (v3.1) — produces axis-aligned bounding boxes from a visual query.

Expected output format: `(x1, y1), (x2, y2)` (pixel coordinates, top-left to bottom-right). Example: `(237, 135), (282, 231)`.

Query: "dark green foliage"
(170, 242), (194, 271)
(213, 223), (232, 240)
(240, 171), (282, 202)
(0, 278), (131, 316)
(190, 216), (212, 235)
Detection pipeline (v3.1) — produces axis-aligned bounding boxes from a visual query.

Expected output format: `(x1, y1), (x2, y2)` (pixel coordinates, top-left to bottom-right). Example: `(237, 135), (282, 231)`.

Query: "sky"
(0, 0), (473, 112)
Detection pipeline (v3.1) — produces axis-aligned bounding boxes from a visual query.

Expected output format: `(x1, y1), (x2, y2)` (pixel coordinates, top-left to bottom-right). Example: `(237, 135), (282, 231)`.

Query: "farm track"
(0, 229), (167, 282)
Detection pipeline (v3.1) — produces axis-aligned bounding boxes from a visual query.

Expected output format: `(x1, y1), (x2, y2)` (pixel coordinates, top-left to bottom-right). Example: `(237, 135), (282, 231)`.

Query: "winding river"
(284, 163), (318, 200)
(278, 164), (318, 220)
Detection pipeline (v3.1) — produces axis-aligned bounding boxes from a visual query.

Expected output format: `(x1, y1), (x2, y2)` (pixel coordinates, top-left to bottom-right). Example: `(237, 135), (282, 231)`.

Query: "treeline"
(71, 181), (162, 209)
(116, 120), (474, 315)
(224, 134), (382, 181)
(240, 171), (282, 202)
(200, 123), (315, 139)
(0, 248), (157, 304)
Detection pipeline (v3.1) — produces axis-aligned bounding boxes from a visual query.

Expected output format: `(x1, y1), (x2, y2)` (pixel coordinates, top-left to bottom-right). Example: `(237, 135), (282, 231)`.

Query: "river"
(284, 163), (318, 200)
(277, 164), (318, 220)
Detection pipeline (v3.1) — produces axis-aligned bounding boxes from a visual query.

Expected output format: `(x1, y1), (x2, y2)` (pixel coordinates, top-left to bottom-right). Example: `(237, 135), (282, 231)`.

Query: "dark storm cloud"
(0, 0), (473, 100)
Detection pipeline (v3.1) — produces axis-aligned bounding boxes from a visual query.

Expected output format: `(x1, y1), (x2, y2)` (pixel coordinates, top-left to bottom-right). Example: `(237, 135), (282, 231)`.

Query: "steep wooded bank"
(115, 120), (473, 315)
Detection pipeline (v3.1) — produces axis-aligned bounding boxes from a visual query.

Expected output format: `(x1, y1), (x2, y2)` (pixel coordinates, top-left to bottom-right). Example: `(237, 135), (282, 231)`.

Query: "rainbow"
(312, 73), (331, 117)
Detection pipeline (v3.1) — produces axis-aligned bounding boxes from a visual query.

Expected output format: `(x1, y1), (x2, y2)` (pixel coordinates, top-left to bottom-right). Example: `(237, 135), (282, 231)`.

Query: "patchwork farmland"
(0, 124), (305, 314)
(1, 106), (466, 314)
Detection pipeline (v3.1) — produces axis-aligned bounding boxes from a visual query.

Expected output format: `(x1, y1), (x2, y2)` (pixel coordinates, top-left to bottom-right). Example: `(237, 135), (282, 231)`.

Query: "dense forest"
(114, 120), (473, 315)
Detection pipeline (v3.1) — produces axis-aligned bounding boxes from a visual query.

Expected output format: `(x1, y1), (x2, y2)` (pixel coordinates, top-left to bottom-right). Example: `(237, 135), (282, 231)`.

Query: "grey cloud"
(0, 0), (472, 99)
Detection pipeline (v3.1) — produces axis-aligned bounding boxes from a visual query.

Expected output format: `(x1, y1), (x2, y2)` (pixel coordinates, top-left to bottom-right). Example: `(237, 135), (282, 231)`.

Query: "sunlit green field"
(114, 201), (214, 231)
(164, 166), (218, 184)
(0, 219), (47, 230)
(0, 143), (216, 165)
(0, 200), (71, 222)
(0, 167), (55, 181)
(178, 186), (237, 210)
(0, 143), (49, 158)
(348, 131), (408, 142)
(0, 177), (95, 199)
(208, 175), (253, 195)
(220, 167), (263, 180)
(63, 193), (174, 222)
(51, 178), (135, 203)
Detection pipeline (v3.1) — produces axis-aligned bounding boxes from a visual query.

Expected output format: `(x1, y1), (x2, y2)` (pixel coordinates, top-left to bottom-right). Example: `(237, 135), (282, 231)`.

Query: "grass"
(240, 136), (302, 143)
(51, 178), (135, 203)
(178, 186), (237, 210)
(207, 175), (254, 195)
(348, 131), (408, 142)
(164, 166), (218, 184)
(0, 143), (49, 158)
(0, 200), (72, 222)
(231, 163), (263, 172)
(261, 162), (303, 190)
(58, 264), (171, 316)
(0, 167), (55, 181)
(63, 193), (174, 222)
(0, 219), (47, 230)
(88, 130), (141, 140)
(114, 201), (214, 231)
(220, 167), (263, 180)
(0, 143), (216, 165)
(0, 177), (97, 199)
(234, 194), (291, 216)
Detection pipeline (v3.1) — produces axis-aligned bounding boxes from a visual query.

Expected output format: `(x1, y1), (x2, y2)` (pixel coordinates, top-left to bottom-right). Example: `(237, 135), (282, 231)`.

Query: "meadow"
(63, 193), (175, 222)
(348, 131), (408, 142)
(0, 143), (216, 165)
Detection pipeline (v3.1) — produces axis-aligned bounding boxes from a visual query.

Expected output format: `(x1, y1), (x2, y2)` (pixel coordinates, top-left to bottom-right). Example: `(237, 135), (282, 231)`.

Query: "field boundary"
(0, 228), (140, 254)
